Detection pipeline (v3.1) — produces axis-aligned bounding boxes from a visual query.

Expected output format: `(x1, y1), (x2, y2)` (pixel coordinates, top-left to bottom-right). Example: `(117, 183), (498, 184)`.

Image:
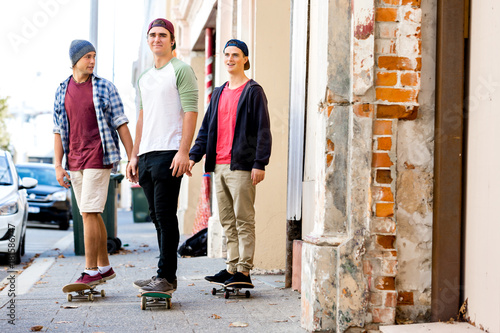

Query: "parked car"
(16, 163), (71, 230)
(0, 150), (37, 264)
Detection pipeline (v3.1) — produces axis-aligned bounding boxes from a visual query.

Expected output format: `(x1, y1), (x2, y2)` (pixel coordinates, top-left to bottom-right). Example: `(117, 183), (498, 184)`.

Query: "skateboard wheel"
(245, 290), (250, 298)
(88, 294), (94, 301)
(67, 294), (72, 302)
(167, 298), (172, 309)
(224, 291), (230, 299)
(212, 288), (217, 296)
(101, 290), (106, 297)
(141, 297), (147, 310)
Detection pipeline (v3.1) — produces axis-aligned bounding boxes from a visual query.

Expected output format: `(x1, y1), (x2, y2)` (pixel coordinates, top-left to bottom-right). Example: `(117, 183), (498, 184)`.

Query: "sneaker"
(133, 276), (156, 289)
(140, 277), (175, 294)
(224, 272), (254, 288)
(75, 272), (103, 286)
(134, 276), (178, 290)
(100, 267), (116, 282)
(204, 269), (234, 284)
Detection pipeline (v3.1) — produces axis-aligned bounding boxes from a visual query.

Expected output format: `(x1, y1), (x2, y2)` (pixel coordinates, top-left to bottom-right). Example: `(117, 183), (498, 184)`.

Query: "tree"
(0, 96), (11, 150)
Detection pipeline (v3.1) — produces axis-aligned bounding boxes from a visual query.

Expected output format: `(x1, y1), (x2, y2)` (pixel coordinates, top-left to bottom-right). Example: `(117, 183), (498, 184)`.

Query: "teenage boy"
(53, 39), (133, 285)
(127, 18), (198, 294)
(188, 39), (272, 287)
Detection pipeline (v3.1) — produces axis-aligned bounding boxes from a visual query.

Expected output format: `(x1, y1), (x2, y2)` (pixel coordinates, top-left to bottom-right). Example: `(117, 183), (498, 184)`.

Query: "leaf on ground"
(125, 264), (135, 268)
(139, 244), (149, 247)
(30, 326), (43, 331)
(269, 303), (277, 305)
(58, 254), (65, 258)
(210, 314), (221, 319)
(229, 322), (248, 327)
(62, 305), (79, 309)
(188, 283), (195, 286)
(274, 320), (288, 323)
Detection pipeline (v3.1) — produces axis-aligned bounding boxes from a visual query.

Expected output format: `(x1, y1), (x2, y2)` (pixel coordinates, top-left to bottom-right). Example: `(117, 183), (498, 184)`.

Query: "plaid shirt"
(53, 74), (128, 171)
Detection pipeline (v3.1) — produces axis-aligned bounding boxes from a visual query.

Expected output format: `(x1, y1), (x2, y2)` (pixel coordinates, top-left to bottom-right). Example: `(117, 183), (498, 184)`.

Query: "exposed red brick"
(378, 56), (422, 71)
(385, 292), (398, 307)
(376, 170), (393, 184)
(372, 152), (393, 168)
(376, 235), (396, 249)
(377, 137), (392, 150)
(353, 104), (374, 118)
(401, 72), (420, 86)
(397, 291), (414, 305)
(383, 250), (398, 258)
(326, 153), (333, 167)
(376, 203), (394, 217)
(376, 72), (398, 86)
(373, 120), (393, 135)
(377, 104), (418, 120)
(326, 139), (335, 152)
(376, 8), (398, 22)
(372, 307), (396, 324)
(376, 87), (419, 103)
(375, 276), (396, 291)
(402, 0), (421, 6)
(292, 240), (302, 292)
(327, 105), (334, 117)
(373, 186), (394, 202)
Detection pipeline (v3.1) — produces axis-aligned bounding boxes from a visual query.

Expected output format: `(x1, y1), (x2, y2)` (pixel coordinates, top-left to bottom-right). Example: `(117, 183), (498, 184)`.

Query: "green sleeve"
(172, 58), (199, 113)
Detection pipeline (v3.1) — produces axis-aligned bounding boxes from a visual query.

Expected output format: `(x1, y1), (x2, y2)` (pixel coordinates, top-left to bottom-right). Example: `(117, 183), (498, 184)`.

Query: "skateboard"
(62, 282), (105, 302)
(140, 291), (172, 310)
(209, 281), (253, 299)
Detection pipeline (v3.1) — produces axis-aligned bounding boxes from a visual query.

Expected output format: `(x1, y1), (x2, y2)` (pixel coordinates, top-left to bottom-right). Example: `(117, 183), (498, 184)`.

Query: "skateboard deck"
(62, 283), (105, 302)
(140, 291), (172, 310)
(209, 281), (253, 299)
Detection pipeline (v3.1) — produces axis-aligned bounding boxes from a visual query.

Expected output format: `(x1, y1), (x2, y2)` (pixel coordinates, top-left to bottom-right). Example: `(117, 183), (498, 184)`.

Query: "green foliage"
(0, 97), (11, 150)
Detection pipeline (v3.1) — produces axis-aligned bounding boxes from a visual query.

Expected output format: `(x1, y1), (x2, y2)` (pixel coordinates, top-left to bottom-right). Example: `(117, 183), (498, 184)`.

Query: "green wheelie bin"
(71, 173), (124, 255)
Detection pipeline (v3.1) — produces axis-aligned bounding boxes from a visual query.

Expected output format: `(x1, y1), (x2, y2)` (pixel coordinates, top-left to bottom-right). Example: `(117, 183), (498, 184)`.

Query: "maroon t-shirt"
(65, 77), (111, 171)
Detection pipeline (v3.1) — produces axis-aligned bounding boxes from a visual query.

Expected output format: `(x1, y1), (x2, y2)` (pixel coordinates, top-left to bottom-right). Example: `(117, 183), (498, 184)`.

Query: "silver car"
(0, 150), (37, 265)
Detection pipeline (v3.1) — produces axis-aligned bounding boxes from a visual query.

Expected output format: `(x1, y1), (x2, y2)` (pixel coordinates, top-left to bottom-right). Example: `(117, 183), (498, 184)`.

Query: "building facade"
(134, 0), (499, 332)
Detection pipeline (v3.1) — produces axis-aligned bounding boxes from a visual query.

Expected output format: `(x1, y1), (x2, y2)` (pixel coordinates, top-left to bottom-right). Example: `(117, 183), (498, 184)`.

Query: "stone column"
(301, 0), (375, 331)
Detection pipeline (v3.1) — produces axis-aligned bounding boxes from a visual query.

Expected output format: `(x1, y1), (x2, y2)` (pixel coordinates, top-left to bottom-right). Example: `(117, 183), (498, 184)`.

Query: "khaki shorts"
(70, 169), (111, 214)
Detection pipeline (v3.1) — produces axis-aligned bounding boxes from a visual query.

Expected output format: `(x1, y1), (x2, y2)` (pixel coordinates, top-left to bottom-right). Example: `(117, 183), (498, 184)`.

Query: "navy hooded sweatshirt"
(189, 79), (272, 172)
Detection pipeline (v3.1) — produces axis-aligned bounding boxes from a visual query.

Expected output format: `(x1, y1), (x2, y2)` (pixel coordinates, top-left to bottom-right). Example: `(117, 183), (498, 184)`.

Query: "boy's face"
(74, 51), (96, 75)
(148, 26), (174, 57)
(224, 46), (248, 74)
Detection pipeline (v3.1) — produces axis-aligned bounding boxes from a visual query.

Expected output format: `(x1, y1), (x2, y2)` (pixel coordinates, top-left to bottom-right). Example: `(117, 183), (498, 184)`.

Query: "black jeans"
(139, 151), (182, 282)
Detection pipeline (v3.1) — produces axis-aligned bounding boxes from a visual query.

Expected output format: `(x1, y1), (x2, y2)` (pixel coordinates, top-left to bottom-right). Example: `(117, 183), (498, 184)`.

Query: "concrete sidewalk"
(0, 209), (303, 332)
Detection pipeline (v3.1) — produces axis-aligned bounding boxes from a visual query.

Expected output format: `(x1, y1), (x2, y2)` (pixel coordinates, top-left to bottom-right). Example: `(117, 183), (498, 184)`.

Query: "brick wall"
(366, 0), (422, 325)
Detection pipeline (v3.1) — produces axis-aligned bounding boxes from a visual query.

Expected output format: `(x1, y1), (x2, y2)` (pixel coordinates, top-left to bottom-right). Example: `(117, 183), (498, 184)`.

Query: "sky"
(0, 0), (144, 161)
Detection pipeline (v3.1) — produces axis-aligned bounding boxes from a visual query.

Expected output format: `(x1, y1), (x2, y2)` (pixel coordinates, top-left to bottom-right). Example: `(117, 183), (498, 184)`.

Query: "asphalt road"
(0, 222), (72, 282)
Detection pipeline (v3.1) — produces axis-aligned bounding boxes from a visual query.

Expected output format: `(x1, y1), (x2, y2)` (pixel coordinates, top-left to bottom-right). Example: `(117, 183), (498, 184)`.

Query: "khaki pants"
(214, 164), (256, 273)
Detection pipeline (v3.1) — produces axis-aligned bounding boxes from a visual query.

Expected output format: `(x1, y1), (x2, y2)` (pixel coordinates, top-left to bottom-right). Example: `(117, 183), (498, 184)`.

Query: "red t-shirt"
(65, 78), (110, 171)
(216, 81), (248, 164)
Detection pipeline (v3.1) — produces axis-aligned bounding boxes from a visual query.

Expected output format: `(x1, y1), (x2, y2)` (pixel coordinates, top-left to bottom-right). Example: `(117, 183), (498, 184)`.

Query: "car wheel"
(20, 233), (25, 256)
(13, 237), (23, 265)
(59, 214), (70, 230)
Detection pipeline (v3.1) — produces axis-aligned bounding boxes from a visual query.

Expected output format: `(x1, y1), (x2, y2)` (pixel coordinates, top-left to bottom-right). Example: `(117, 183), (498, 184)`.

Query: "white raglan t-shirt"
(137, 57), (198, 155)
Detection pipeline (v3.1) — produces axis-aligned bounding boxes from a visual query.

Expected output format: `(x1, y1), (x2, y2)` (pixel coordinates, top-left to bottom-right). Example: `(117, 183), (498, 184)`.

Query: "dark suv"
(16, 163), (71, 230)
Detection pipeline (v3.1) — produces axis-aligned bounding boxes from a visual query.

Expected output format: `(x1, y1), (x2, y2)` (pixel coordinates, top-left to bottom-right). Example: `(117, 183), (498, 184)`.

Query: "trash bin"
(131, 184), (151, 223)
(71, 173), (124, 255)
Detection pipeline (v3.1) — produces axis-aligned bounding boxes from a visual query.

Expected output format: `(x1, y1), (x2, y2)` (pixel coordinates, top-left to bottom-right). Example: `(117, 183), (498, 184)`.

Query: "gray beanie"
(69, 40), (96, 66)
